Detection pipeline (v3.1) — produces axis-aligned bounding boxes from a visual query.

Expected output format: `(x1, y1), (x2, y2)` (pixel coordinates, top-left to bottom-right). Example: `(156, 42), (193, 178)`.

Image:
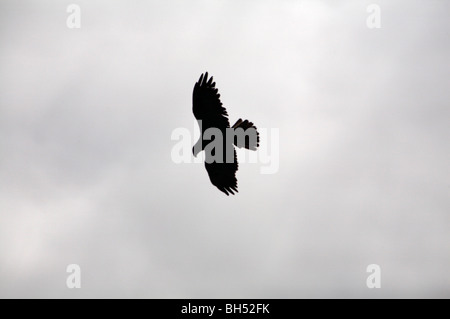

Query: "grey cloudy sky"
(0, 0), (449, 298)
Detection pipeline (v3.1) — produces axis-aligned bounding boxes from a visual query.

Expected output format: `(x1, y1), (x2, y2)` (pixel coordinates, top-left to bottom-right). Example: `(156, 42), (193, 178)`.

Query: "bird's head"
(192, 146), (200, 157)
(192, 138), (202, 157)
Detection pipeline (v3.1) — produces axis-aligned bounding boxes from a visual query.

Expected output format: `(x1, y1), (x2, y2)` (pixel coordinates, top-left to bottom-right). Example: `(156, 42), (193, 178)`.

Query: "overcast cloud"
(0, 0), (449, 298)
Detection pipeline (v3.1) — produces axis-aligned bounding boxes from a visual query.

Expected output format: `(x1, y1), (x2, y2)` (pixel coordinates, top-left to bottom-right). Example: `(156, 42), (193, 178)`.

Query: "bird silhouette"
(192, 72), (259, 195)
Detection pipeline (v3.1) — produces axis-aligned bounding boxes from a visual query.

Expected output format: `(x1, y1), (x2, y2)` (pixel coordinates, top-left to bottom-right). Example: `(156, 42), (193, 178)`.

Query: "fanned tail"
(232, 118), (259, 151)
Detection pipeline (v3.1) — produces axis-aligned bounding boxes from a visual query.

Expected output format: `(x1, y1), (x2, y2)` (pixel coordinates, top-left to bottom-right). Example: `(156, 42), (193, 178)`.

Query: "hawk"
(192, 72), (259, 195)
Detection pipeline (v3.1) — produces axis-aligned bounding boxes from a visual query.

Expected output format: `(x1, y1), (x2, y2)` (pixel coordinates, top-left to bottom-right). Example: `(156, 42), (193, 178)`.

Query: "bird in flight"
(192, 72), (259, 195)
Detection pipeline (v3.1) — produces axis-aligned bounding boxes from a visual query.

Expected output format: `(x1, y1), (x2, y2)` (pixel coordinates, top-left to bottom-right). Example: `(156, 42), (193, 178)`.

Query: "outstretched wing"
(205, 149), (239, 196)
(193, 72), (230, 131)
(193, 72), (238, 195)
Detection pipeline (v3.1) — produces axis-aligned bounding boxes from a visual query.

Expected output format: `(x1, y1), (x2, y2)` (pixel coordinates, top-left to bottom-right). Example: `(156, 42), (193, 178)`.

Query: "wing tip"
(197, 71), (216, 88)
(218, 185), (239, 196)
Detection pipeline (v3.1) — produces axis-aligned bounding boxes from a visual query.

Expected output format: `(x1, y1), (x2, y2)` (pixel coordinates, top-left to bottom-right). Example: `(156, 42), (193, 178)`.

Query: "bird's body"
(192, 72), (259, 195)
